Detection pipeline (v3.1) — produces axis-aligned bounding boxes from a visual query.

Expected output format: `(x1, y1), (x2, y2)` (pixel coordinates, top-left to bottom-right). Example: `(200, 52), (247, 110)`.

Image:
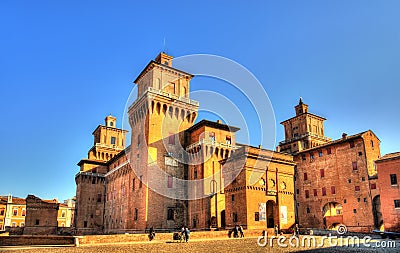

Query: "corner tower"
(278, 98), (331, 154)
(127, 52), (199, 229)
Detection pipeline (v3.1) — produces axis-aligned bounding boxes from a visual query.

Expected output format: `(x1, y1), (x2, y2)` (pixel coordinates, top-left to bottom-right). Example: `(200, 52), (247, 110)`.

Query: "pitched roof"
(297, 130), (378, 154)
(376, 152), (400, 163)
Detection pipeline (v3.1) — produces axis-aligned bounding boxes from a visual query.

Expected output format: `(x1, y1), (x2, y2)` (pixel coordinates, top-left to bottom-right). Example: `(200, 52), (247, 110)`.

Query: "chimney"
(342, 133), (348, 139)
(7, 194), (12, 203)
(258, 144), (262, 149)
(216, 120), (222, 124)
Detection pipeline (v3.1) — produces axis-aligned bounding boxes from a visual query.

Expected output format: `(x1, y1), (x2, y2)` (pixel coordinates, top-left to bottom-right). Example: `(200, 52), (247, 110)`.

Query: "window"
(139, 176), (143, 188)
(353, 209), (357, 213)
(134, 208), (138, 220)
(233, 212), (238, 222)
(352, 162), (358, 171)
(310, 153), (314, 160)
(110, 121), (113, 127)
(322, 187), (327, 196)
(132, 178), (135, 191)
(313, 189), (317, 196)
(371, 183), (376, 190)
(167, 176), (173, 188)
(111, 137), (116, 145)
(83, 221), (87, 227)
(209, 132), (216, 142)
(358, 152), (363, 156)
(348, 179), (352, 183)
(13, 209), (18, 216)
(305, 190), (310, 198)
(355, 186), (360, 191)
(394, 200), (400, 208)
(306, 207), (310, 213)
(362, 177), (365, 181)
(232, 194), (235, 202)
(301, 154), (306, 161)
(0, 209), (4, 215)
(371, 140), (374, 148)
(320, 169), (325, 178)
(318, 150), (323, 157)
(255, 212), (260, 221)
(226, 136), (231, 144)
(296, 189), (299, 194)
(36, 219), (40, 225)
(390, 174), (398, 185)
(364, 198), (367, 202)
(194, 168), (198, 179)
(22, 209), (26, 216)
(137, 135), (141, 147)
(62, 211), (66, 218)
(168, 133), (175, 145)
(97, 193), (102, 203)
(304, 173), (308, 181)
(344, 199), (347, 204)
(327, 148), (332, 155)
(167, 208), (174, 220)
(349, 140), (355, 148)
(358, 198), (361, 202)
(331, 186), (336, 194)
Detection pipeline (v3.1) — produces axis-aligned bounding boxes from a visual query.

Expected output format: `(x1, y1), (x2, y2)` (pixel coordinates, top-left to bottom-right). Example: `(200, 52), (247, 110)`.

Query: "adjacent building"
(376, 152), (400, 231)
(279, 100), (382, 232)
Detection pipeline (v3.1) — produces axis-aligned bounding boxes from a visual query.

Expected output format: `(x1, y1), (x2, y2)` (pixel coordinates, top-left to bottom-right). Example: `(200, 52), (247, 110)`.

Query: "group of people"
(229, 225), (245, 238)
(273, 224), (300, 237)
(180, 226), (191, 242)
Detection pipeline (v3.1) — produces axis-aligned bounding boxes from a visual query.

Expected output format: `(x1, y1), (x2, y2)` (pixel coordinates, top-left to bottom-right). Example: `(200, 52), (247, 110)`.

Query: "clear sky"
(1, 1), (399, 201)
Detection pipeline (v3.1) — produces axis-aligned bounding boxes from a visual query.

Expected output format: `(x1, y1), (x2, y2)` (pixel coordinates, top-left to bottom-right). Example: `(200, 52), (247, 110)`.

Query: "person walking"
(233, 225), (239, 238)
(239, 225), (244, 238)
(274, 224), (279, 236)
(184, 226), (190, 242)
(293, 224), (299, 238)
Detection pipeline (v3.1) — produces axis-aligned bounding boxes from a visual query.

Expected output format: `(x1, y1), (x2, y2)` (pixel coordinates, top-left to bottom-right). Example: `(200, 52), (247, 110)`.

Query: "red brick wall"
(376, 157), (400, 231)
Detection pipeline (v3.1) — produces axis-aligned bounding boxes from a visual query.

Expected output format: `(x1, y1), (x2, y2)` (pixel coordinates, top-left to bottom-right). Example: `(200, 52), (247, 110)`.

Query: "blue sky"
(0, 1), (399, 201)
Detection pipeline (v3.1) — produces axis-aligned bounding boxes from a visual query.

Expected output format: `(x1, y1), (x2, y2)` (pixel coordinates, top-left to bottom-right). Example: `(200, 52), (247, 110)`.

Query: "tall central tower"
(127, 52), (199, 229)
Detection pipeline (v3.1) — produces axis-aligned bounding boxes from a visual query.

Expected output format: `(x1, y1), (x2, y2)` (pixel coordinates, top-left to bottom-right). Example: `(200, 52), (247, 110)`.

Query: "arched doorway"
(322, 202), (343, 229)
(373, 195), (383, 230)
(266, 200), (277, 228)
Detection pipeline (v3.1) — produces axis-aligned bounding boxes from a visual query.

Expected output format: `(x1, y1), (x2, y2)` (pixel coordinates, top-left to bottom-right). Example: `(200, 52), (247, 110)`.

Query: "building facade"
(279, 100), (382, 232)
(376, 152), (400, 231)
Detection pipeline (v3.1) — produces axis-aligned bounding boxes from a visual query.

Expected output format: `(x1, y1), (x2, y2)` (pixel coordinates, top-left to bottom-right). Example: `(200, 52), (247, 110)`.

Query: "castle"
(74, 52), (382, 234)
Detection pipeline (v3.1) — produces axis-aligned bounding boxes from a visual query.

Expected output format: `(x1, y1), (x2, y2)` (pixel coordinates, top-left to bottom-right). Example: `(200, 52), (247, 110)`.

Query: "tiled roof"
(297, 130), (376, 154)
(376, 152), (400, 163)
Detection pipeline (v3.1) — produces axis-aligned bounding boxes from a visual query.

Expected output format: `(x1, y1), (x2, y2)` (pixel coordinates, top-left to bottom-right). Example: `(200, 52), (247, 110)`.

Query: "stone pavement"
(0, 236), (398, 252)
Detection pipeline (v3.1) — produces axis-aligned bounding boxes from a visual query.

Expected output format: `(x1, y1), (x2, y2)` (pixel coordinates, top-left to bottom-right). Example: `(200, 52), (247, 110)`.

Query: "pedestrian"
(274, 224), (279, 236)
(239, 225), (244, 238)
(148, 226), (155, 241)
(293, 224), (299, 238)
(233, 225), (239, 238)
(184, 226), (190, 242)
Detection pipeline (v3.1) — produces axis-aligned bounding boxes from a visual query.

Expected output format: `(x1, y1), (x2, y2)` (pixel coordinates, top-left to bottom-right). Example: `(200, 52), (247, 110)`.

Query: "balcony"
(95, 143), (125, 150)
(279, 132), (332, 145)
(147, 87), (199, 106)
(186, 138), (238, 151)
